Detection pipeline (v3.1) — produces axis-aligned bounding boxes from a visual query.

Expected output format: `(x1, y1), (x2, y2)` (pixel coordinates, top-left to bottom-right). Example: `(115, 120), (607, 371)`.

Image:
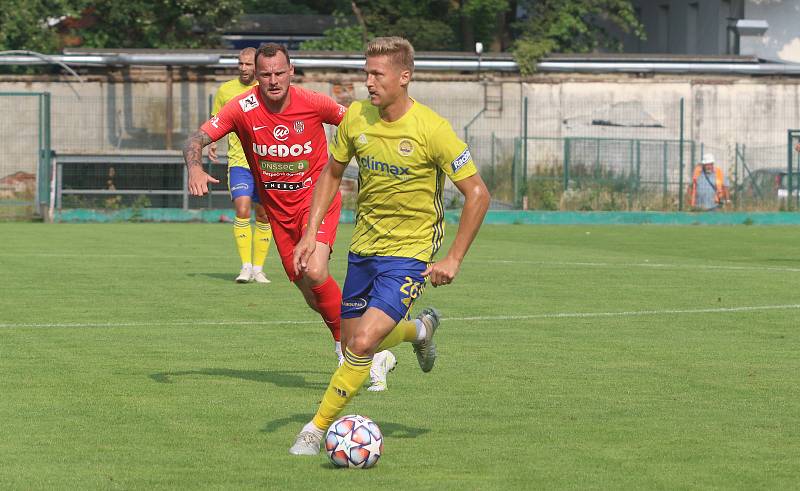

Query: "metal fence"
(0, 92), (50, 219)
(3, 83), (800, 219)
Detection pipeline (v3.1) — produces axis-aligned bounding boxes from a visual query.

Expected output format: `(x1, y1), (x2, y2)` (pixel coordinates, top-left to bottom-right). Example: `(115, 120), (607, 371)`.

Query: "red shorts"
(269, 192), (342, 282)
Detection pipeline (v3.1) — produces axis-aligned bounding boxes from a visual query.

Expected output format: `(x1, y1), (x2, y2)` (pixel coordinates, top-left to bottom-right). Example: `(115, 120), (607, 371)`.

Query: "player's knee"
(303, 265), (328, 284)
(234, 206), (251, 219)
(347, 334), (377, 357)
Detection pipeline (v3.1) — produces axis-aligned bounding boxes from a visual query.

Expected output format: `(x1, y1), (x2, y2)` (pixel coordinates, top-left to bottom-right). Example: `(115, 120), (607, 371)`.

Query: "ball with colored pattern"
(325, 414), (383, 468)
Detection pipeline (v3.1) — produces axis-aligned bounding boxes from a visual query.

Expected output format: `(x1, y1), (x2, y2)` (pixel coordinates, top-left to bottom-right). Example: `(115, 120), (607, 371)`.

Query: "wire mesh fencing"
(5, 78), (800, 218)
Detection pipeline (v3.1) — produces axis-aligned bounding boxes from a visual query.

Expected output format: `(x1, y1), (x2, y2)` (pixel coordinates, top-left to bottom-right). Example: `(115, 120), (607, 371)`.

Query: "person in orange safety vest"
(689, 153), (730, 210)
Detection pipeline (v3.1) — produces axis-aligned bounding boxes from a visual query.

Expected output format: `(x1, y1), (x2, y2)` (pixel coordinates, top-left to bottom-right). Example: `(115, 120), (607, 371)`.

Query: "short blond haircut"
(366, 37), (414, 73)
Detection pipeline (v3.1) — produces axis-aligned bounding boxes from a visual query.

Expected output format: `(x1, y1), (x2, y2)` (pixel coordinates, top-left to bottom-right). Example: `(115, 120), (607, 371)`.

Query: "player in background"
(183, 43), (348, 362)
(208, 47), (273, 284)
(289, 36), (490, 455)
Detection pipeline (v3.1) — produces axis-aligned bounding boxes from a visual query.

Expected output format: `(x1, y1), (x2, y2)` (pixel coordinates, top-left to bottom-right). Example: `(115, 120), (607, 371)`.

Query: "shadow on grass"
(149, 368), (328, 389)
(186, 272), (237, 282)
(262, 413), (430, 440)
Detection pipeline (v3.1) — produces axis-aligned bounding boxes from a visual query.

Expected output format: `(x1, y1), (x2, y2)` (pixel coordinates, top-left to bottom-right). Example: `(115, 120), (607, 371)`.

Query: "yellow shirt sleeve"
(330, 102), (356, 164)
(212, 83), (227, 116)
(428, 119), (477, 181)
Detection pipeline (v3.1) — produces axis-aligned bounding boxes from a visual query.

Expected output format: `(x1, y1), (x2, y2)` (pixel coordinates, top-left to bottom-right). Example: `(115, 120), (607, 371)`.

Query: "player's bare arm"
(423, 173), (490, 287)
(293, 155), (347, 275)
(183, 129), (220, 196)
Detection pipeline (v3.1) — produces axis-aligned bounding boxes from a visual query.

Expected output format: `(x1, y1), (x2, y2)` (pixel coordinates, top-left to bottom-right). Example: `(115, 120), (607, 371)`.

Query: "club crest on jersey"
(273, 125), (290, 141)
(293, 120), (304, 134)
(239, 94), (259, 113)
(398, 139), (414, 157)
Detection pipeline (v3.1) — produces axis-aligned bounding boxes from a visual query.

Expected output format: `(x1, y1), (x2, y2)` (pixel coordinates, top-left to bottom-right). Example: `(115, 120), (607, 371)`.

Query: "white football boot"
(235, 265), (253, 283)
(367, 350), (397, 392)
(252, 270), (271, 284)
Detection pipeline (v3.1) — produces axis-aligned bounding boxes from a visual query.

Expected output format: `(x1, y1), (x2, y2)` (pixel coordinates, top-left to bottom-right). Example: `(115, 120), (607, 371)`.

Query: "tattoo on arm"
(183, 130), (213, 169)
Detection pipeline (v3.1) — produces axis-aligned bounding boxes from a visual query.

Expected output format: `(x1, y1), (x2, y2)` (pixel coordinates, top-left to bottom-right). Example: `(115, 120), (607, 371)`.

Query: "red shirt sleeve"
(200, 99), (238, 141)
(305, 89), (346, 126)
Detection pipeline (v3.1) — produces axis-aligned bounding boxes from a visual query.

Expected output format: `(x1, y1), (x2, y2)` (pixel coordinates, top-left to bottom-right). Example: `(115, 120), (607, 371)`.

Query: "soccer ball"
(325, 414), (383, 468)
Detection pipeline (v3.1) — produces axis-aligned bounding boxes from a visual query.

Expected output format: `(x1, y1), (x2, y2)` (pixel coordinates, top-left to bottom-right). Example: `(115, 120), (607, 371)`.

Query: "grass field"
(1, 222), (799, 489)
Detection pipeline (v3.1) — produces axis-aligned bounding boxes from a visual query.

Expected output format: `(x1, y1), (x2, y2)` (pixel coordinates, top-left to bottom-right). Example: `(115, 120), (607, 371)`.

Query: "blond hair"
(366, 37), (414, 73)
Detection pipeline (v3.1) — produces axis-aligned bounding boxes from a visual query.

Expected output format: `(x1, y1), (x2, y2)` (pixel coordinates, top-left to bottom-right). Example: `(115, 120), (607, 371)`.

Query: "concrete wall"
(3, 72), (800, 187)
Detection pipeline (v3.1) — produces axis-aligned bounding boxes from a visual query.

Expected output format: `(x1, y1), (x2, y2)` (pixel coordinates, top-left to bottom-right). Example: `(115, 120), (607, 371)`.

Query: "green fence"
(6, 86), (800, 219)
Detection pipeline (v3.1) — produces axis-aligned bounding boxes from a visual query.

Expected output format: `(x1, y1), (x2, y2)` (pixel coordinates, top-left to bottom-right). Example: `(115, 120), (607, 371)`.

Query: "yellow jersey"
(212, 78), (258, 169)
(331, 99), (478, 261)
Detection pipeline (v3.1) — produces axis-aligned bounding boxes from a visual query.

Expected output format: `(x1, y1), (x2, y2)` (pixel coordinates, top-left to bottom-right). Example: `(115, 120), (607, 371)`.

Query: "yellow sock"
(376, 320), (418, 351)
(233, 217), (252, 265)
(253, 221), (272, 268)
(312, 348), (372, 431)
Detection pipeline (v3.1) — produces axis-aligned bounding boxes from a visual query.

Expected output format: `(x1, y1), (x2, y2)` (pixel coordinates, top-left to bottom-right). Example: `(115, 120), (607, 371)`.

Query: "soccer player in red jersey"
(183, 43), (348, 363)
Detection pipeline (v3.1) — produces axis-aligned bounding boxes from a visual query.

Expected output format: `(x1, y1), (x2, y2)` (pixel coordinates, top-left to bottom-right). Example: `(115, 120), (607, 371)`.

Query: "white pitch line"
(485, 259), (800, 273)
(445, 303), (800, 321)
(2, 304), (798, 329)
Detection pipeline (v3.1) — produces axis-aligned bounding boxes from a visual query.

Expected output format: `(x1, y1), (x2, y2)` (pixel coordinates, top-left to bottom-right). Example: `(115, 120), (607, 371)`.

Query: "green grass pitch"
(1, 222), (798, 489)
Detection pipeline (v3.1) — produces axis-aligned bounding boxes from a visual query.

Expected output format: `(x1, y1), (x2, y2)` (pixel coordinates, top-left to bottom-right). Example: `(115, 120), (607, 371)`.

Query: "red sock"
(310, 276), (341, 342)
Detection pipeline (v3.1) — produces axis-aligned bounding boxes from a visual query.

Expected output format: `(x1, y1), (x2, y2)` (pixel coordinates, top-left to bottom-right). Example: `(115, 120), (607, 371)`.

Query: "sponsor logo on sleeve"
(239, 94), (259, 113)
(451, 148), (471, 173)
(210, 115), (220, 128)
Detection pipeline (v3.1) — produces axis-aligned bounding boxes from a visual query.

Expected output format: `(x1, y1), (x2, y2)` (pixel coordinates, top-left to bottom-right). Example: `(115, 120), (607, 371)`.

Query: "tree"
(72, 0), (244, 49)
(512, 0), (644, 74)
(0, 0), (81, 53)
(299, 12), (364, 51)
(455, 0), (510, 52)
(0, 0), (245, 52)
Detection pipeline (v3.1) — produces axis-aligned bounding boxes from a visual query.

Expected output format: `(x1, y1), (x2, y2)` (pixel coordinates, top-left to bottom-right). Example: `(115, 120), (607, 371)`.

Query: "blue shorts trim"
(341, 253), (427, 322)
(228, 166), (259, 203)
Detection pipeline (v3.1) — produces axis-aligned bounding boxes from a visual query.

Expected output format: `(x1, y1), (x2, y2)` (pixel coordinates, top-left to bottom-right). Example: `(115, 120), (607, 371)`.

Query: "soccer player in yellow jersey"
(209, 47), (273, 284)
(289, 36), (490, 455)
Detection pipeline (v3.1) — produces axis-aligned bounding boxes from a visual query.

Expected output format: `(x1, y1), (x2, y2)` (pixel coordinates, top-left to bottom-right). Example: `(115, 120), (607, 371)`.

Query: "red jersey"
(201, 85), (346, 220)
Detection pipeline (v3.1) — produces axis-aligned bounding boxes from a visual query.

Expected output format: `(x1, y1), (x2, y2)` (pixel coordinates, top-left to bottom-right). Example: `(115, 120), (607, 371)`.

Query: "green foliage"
(74, 0), (244, 49)
(299, 13), (364, 51)
(512, 0), (645, 74)
(0, 0), (244, 51)
(353, 0), (457, 50)
(0, 0), (80, 52)
(458, 0), (510, 48)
